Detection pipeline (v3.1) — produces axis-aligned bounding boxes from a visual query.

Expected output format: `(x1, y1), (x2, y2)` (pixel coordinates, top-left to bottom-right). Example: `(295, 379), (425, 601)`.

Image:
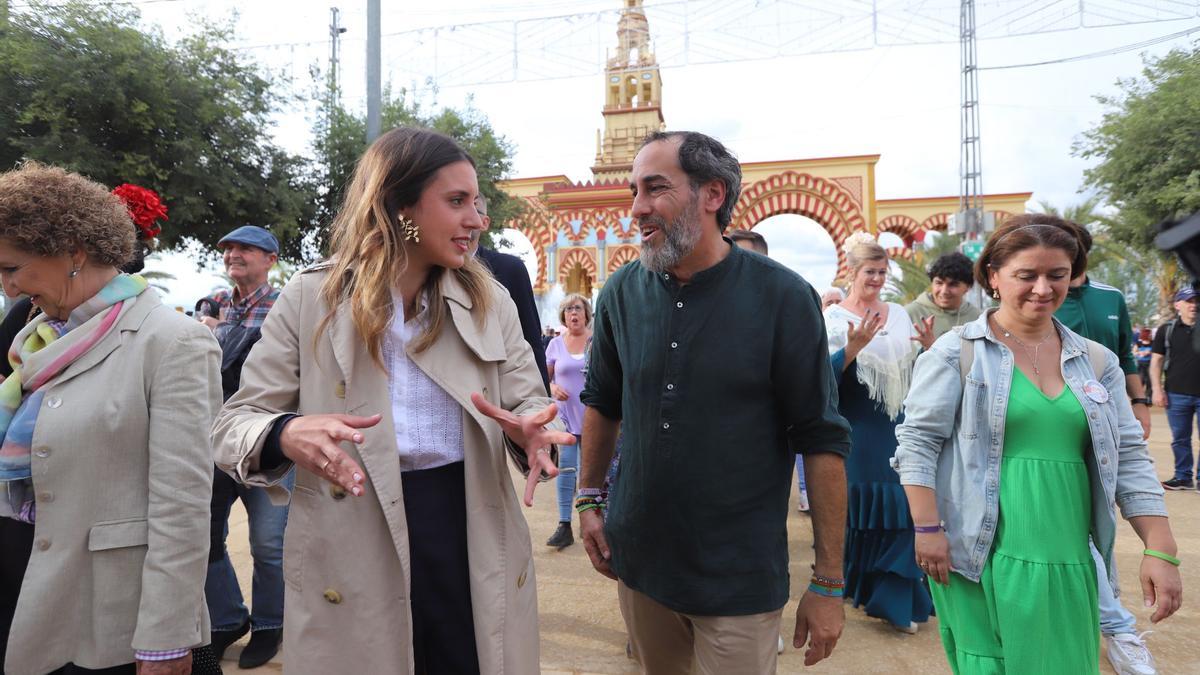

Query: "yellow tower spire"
(592, 0), (665, 181)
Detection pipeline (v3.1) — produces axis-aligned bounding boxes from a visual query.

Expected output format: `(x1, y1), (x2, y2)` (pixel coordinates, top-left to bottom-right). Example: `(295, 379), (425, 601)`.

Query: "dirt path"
(229, 408), (1199, 673)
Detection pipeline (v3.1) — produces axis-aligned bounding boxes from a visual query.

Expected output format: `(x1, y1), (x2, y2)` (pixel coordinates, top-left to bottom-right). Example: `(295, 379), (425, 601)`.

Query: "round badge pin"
(1082, 380), (1109, 403)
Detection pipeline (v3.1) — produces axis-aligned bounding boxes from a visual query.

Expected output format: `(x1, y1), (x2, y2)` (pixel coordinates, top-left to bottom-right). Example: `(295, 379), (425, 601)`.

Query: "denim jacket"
(893, 310), (1166, 589)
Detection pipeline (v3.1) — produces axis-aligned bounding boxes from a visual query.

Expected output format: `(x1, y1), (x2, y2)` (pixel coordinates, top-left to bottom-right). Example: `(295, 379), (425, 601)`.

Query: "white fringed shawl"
(824, 302), (917, 421)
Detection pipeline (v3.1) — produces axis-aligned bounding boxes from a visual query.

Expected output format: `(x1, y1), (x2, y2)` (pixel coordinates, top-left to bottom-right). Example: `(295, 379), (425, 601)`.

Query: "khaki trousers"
(617, 581), (783, 675)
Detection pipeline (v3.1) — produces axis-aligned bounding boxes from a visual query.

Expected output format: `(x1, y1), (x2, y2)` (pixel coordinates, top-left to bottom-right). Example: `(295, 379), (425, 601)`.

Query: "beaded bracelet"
(575, 496), (607, 514)
(576, 503), (604, 514)
(811, 574), (846, 588)
(1143, 549), (1181, 566)
(807, 582), (844, 598)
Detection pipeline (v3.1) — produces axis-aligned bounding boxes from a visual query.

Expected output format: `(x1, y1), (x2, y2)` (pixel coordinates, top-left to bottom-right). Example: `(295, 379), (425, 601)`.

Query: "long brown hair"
(317, 127), (493, 366)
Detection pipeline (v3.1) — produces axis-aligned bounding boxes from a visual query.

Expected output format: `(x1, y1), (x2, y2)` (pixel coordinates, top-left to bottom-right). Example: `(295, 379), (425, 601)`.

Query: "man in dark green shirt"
(578, 131), (852, 672)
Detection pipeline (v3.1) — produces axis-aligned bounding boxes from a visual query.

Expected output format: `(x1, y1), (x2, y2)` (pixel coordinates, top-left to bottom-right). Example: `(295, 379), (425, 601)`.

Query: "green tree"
(312, 91), (520, 253)
(0, 1), (317, 260)
(1076, 47), (1200, 250)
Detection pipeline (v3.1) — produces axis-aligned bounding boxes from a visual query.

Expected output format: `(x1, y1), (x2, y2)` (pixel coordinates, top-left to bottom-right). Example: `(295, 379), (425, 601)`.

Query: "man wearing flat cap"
(198, 225), (290, 668)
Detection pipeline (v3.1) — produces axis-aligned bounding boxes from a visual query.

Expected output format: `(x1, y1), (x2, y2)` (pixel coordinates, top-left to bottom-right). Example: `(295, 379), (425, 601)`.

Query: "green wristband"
(1143, 549), (1181, 566)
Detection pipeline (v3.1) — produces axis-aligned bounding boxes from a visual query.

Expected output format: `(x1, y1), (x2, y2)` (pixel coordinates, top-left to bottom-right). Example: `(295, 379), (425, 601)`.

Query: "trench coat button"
(323, 588), (342, 604)
(38, 491), (53, 503)
(33, 447), (49, 458)
(517, 570), (527, 589)
(35, 538), (50, 551)
(330, 484), (347, 500)
(335, 381), (346, 399)
(46, 396), (62, 409)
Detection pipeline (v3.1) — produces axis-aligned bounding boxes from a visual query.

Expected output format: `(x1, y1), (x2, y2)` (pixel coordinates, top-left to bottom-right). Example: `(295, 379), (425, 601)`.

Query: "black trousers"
(402, 461), (481, 675)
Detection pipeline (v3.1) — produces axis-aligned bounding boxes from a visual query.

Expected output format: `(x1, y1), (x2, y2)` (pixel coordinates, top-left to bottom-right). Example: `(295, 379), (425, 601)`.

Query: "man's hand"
(470, 393), (574, 506)
(1152, 389), (1168, 408)
(280, 414), (382, 496)
(911, 316), (936, 351)
(137, 654), (191, 675)
(792, 592), (844, 666)
(1131, 402), (1151, 440)
(579, 508), (617, 580)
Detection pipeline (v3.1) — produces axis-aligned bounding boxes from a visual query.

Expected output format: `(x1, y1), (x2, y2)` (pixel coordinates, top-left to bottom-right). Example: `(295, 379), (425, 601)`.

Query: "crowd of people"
(0, 126), (1188, 675)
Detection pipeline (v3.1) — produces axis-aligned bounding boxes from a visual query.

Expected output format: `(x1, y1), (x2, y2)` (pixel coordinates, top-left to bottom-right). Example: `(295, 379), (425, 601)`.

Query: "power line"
(979, 23), (1200, 70)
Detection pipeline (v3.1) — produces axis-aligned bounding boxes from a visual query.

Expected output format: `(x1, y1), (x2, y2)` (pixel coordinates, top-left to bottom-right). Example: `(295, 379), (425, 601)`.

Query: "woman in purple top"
(544, 293), (592, 549)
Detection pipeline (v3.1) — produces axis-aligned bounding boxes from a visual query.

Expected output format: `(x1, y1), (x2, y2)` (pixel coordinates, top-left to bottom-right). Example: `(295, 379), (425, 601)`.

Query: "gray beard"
(639, 198), (702, 274)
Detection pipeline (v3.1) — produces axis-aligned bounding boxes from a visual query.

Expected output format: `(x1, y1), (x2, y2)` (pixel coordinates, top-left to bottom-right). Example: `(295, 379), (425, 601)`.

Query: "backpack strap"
(1084, 339), (1106, 380)
(959, 333), (974, 390)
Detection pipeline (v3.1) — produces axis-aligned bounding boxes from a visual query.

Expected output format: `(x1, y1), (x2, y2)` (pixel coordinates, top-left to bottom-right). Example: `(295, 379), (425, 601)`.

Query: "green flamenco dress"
(930, 368), (1099, 674)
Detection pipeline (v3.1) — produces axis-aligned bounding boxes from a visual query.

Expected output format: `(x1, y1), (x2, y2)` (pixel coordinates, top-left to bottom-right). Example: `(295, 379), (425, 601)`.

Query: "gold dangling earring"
(399, 215), (420, 243)
(992, 289), (999, 300)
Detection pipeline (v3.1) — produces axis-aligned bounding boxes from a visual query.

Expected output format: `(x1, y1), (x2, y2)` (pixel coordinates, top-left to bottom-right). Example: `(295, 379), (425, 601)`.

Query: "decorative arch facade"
(607, 244), (639, 274)
(731, 171), (868, 274)
(557, 247), (599, 286)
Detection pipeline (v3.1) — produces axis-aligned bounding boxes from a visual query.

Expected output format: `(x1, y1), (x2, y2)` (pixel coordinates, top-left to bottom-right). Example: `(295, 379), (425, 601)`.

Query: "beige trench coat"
(6, 291), (220, 675)
(212, 266), (559, 675)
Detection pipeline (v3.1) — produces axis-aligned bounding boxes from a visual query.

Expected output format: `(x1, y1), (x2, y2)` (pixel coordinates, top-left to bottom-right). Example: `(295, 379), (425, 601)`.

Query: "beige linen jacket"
(212, 266), (560, 675)
(5, 291), (220, 675)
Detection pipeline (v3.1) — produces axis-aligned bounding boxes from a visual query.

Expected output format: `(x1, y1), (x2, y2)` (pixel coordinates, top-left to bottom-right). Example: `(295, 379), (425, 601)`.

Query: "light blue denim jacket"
(893, 310), (1166, 589)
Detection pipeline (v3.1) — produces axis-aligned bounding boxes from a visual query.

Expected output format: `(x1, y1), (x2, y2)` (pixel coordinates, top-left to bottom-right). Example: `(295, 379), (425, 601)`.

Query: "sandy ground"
(227, 407), (1199, 673)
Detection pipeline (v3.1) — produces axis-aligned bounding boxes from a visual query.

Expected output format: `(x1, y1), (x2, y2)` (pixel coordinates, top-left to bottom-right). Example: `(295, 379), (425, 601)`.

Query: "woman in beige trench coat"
(212, 128), (572, 675)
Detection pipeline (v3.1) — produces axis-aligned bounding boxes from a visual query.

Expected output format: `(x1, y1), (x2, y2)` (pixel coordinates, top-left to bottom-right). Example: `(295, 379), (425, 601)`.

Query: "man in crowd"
(820, 287), (844, 310)
(471, 194), (550, 391)
(904, 251), (981, 339)
(1151, 287), (1200, 491)
(1031, 213), (1157, 675)
(578, 131), (851, 673)
(198, 225), (288, 667)
(728, 228), (768, 255)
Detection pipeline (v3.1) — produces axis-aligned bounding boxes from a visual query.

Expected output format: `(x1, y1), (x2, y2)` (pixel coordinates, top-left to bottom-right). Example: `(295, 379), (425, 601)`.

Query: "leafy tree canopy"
(1076, 47), (1200, 250)
(0, 1), (317, 260)
(312, 90), (520, 253)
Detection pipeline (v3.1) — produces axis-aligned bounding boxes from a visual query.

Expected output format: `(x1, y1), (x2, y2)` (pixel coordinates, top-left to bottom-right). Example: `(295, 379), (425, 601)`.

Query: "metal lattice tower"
(959, 0), (983, 238)
(328, 7), (346, 106)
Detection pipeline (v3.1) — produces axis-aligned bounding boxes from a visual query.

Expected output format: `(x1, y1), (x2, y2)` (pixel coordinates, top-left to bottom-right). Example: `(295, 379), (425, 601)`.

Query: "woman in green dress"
(892, 220), (1183, 673)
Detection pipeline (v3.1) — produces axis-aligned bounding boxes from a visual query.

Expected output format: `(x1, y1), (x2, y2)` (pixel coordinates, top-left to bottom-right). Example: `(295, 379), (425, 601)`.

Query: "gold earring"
(992, 289), (999, 299)
(399, 215), (419, 243)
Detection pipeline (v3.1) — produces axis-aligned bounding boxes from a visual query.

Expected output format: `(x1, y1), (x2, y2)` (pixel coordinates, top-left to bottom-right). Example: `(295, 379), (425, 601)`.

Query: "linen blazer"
(212, 266), (561, 675)
(6, 290), (221, 675)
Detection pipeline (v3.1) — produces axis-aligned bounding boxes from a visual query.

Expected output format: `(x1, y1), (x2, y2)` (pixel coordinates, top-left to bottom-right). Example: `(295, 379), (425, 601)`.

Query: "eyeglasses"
(563, 304), (586, 313)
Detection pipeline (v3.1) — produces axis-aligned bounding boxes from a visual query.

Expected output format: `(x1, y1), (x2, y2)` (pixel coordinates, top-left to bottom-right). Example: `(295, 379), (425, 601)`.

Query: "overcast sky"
(111, 0), (1200, 308)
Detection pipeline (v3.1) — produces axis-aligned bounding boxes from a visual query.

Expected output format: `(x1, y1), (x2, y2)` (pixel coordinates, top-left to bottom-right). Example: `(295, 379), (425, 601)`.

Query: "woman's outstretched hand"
(471, 393), (575, 506)
(279, 414), (382, 497)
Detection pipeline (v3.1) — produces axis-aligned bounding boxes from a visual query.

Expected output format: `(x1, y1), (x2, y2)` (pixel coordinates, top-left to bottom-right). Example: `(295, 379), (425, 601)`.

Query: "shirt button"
(662, 422), (670, 430)
(46, 396), (62, 409)
(35, 538), (50, 551)
(323, 588), (343, 604)
(676, 301), (684, 309)
(666, 383), (675, 391)
(670, 342), (678, 349)
(1100, 456), (1109, 466)
(34, 447), (50, 458)
(663, 273), (670, 280)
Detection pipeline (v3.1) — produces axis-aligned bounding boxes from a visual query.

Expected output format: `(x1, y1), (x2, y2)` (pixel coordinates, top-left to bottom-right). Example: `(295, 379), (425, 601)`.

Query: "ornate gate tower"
(499, 1), (1031, 297)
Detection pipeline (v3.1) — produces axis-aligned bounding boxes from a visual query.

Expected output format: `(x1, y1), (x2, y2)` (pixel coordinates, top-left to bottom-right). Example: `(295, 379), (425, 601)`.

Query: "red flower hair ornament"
(111, 184), (168, 241)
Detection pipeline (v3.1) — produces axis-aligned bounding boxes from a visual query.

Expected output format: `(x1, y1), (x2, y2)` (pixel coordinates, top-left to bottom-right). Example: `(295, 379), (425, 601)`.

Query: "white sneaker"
(1104, 632), (1157, 675)
(777, 635), (785, 654)
(797, 489), (810, 513)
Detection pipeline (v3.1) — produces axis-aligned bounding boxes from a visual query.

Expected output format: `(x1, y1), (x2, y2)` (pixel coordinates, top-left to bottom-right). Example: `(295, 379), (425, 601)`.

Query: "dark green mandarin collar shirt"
(581, 241), (851, 616)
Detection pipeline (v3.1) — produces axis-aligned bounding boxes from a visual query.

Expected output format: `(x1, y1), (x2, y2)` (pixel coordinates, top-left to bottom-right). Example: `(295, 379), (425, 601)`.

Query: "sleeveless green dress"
(929, 368), (1099, 674)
